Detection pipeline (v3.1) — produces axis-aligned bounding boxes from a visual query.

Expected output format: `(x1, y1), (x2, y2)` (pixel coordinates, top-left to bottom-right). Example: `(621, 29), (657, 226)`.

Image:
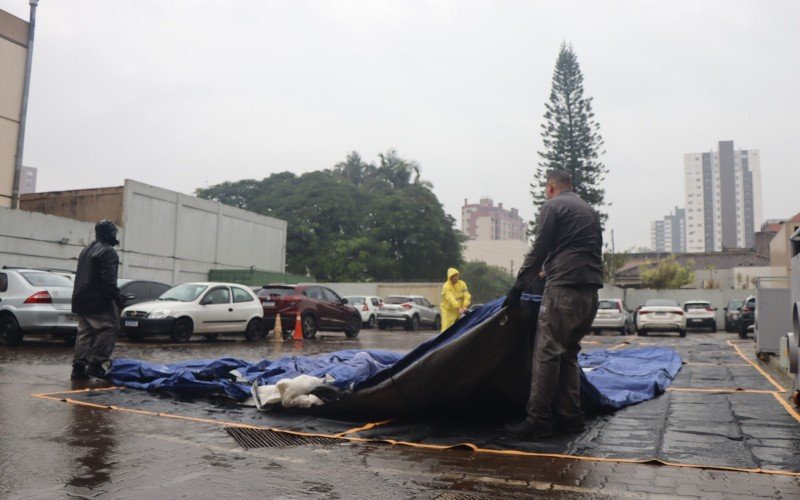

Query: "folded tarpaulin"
(107, 296), (682, 416)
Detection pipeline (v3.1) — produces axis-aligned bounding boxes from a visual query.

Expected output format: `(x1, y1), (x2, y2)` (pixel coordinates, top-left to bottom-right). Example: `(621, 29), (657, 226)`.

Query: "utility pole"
(11, 0), (39, 209)
(611, 229), (616, 255)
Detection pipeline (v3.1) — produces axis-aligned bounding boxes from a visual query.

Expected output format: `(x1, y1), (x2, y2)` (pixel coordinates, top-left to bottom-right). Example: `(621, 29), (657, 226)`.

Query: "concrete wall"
(599, 285), (753, 325)
(0, 206), (97, 269)
(120, 180), (287, 284)
(0, 9), (28, 208)
(2, 180), (288, 285)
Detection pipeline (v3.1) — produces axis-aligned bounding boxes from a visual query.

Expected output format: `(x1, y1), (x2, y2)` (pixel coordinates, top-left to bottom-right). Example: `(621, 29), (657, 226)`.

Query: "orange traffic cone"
(273, 313), (283, 342)
(292, 313), (304, 340)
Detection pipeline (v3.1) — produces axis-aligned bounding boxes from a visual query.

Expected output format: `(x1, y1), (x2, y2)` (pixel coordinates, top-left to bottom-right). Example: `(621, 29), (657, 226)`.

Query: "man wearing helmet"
(70, 220), (124, 380)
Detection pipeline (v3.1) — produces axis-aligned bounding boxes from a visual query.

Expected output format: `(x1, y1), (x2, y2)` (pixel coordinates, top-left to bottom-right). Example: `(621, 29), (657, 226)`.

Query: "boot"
(70, 364), (89, 380)
(85, 360), (112, 380)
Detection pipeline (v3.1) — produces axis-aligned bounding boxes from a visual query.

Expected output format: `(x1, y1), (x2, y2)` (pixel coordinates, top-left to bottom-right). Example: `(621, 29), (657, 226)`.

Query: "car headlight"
(148, 310), (171, 319)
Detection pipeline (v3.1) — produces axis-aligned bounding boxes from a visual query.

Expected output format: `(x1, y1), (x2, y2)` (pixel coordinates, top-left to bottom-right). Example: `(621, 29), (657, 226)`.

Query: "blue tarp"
(107, 297), (682, 411)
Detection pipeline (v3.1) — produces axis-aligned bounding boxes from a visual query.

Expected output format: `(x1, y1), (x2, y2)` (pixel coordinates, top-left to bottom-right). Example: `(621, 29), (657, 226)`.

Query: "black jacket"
(72, 240), (123, 315)
(513, 190), (603, 291)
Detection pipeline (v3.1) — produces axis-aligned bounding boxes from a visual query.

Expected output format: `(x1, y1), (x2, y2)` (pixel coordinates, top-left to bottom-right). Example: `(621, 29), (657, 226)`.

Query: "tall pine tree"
(531, 42), (607, 232)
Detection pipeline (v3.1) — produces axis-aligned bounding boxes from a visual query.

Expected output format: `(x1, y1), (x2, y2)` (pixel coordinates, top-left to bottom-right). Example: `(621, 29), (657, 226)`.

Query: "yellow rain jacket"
(441, 267), (471, 332)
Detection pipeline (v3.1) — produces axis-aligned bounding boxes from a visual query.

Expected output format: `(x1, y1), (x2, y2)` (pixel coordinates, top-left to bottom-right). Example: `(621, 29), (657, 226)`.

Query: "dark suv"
(256, 284), (361, 339)
(738, 296), (756, 339)
(723, 299), (744, 332)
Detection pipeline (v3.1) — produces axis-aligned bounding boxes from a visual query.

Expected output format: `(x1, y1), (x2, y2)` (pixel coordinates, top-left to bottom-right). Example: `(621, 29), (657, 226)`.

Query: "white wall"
(2, 180), (288, 285)
(120, 180), (287, 284)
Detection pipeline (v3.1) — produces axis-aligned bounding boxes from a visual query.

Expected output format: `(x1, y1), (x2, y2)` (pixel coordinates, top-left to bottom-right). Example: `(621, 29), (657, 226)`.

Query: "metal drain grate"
(225, 427), (343, 449)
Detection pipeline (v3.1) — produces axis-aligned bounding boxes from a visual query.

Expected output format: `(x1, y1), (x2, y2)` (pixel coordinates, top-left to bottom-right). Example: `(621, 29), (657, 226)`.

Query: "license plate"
(59, 314), (78, 324)
(263, 301), (275, 307)
(655, 312), (667, 316)
(124, 320), (139, 327)
(690, 319), (702, 323)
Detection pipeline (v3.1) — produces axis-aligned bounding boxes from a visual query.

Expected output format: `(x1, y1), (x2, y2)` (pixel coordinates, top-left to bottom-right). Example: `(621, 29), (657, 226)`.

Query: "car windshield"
(728, 300), (743, 309)
(384, 296), (411, 305)
(645, 299), (679, 307)
(345, 297), (365, 305)
(20, 272), (73, 287)
(598, 300), (619, 310)
(158, 284), (207, 302)
(684, 303), (709, 310)
(258, 287), (295, 297)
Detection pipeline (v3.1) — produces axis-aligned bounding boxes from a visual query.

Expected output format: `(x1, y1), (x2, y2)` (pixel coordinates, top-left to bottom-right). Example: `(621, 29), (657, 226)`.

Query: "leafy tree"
(531, 42), (608, 231)
(602, 249), (629, 284)
(196, 150), (464, 282)
(639, 257), (694, 290)
(458, 261), (515, 303)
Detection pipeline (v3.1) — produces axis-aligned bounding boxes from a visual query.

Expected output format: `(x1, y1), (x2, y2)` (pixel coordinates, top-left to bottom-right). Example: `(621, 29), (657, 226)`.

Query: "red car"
(257, 284), (362, 339)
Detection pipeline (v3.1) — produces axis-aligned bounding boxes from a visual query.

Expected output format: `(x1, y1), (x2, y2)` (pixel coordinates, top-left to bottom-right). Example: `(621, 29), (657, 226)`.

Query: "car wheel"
(366, 315), (376, 329)
(433, 315), (441, 331)
(244, 318), (264, 341)
(679, 329), (686, 338)
(592, 328), (601, 335)
(344, 315), (361, 338)
(724, 320), (731, 333)
(62, 331), (77, 346)
(618, 327), (627, 336)
(405, 315), (420, 331)
(378, 321), (388, 330)
(637, 329), (647, 337)
(170, 318), (193, 343)
(203, 333), (219, 341)
(302, 314), (317, 339)
(0, 315), (23, 346)
(710, 322), (717, 333)
(738, 327), (747, 339)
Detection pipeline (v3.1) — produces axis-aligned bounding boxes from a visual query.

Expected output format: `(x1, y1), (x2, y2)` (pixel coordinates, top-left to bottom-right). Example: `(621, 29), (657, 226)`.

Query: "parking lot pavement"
(2, 329), (800, 498)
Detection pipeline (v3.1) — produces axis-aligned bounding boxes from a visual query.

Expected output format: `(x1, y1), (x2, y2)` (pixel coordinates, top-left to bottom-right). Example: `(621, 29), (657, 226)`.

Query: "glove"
(503, 287), (522, 309)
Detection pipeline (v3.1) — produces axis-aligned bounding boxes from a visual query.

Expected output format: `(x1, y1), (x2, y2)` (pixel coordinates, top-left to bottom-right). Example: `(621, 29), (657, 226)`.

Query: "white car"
(591, 298), (633, 335)
(636, 299), (686, 337)
(343, 295), (383, 329)
(683, 300), (717, 332)
(121, 282), (264, 342)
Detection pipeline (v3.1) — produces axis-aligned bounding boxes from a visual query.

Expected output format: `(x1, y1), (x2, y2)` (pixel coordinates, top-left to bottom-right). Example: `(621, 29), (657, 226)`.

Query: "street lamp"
(11, 0), (39, 209)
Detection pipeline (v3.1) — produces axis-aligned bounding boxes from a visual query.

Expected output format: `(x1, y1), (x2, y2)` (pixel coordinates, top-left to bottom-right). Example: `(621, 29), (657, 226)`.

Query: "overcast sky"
(2, 0), (798, 250)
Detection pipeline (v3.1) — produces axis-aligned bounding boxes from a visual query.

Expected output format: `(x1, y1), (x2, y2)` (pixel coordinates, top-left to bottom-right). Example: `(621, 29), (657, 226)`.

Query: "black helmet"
(95, 220), (119, 246)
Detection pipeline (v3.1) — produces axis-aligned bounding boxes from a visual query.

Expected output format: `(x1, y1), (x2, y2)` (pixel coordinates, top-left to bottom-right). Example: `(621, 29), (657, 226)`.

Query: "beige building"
(0, 9), (29, 208)
(769, 213), (800, 276)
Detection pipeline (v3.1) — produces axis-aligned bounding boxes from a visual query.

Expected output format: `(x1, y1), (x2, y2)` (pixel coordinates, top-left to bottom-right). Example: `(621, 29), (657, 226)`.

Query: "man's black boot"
(555, 417), (586, 434)
(85, 360), (112, 380)
(70, 364), (89, 380)
(502, 419), (554, 438)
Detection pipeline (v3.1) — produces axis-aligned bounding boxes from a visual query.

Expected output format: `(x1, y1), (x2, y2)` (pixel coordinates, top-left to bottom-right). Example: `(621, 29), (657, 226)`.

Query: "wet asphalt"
(2, 328), (800, 499)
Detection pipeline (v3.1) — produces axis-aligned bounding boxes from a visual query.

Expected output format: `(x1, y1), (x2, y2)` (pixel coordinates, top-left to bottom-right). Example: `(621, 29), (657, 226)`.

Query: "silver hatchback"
(0, 268), (77, 345)
(377, 295), (441, 331)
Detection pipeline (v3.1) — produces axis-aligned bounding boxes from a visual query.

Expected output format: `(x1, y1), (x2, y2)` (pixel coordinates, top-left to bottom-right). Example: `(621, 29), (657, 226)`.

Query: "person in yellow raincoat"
(441, 267), (471, 332)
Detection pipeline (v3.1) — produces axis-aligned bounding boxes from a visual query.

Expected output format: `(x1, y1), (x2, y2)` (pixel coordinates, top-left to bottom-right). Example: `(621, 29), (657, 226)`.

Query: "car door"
(196, 286), (234, 332)
(414, 298), (436, 324)
(420, 298), (438, 324)
(322, 287), (347, 329)
(231, 286), (259, 331)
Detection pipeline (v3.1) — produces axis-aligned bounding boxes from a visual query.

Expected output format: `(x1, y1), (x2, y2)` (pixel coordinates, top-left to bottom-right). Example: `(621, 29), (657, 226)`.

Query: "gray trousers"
(527, 285), (599, 423)
(73, 308), (120, 367)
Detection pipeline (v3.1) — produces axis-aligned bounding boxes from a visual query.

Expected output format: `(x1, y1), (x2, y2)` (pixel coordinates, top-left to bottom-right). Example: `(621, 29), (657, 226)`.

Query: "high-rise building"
(18, 166), (36, 194)
(461, 198), (526, 241)
(684, 141), (762, 252)
(650, 207), (686, 252)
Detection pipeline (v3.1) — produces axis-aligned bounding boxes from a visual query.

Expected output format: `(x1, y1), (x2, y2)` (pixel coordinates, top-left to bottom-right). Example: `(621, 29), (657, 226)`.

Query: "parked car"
(343, 295), (383, 329)
(0, 268), (78, 346)
(378, 295), (441, 331)
(636, 299), (686, 337)
(591, 298), (633, 335)
(118, 279), (171, 308)
(256, 284), (362, 339)
(738, 296), (756, 339)
(683, 300), (717, 332)
(121, 282), (264, 342)
(723, 299), (744, 333)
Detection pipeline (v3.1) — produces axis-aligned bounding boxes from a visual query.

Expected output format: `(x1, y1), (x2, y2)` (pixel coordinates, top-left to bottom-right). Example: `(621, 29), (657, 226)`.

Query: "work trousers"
(73, 307), (120, 368)
(527, 285), (599, 423)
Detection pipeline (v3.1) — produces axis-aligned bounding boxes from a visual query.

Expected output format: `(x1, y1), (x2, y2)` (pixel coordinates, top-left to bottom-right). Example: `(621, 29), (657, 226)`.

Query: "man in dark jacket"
(71, 220), (124, 380)
(504, 170), (603, 438)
